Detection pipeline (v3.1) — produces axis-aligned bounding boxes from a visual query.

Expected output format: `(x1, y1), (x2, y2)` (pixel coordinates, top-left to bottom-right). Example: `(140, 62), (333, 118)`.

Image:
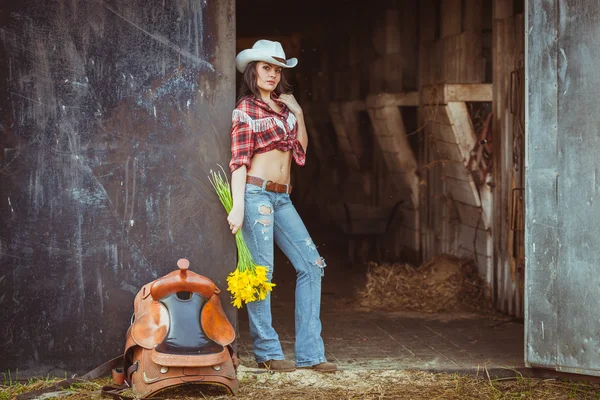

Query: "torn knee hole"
(259, 205), (273, 215)
(314, 257), (326, 267)
(256, 219), (271, 226)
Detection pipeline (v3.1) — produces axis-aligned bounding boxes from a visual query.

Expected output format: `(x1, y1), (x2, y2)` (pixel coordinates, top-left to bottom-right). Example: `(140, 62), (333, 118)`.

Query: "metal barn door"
(0, 0), (236, 374)
(526, 0), (600, 376)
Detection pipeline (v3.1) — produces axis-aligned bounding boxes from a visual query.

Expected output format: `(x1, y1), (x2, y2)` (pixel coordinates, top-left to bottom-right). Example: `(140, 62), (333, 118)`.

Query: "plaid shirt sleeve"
(228, 109), (255, 173)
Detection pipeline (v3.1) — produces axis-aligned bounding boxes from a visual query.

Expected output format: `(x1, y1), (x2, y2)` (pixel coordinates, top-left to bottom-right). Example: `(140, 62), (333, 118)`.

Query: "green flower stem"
(210, 168), (256, 274)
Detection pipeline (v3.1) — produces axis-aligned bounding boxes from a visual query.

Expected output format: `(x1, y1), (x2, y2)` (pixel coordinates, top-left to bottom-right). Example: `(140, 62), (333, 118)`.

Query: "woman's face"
(255, 62), (282, 93)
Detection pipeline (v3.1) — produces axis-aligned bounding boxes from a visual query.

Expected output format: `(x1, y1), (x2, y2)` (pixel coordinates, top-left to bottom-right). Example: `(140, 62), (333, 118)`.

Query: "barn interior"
(235, 0), (527, 369)
(0, 0), (530, 377)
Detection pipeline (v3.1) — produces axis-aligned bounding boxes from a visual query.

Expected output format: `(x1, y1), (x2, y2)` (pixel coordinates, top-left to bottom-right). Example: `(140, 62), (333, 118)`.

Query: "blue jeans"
(242, 182), (327, 367)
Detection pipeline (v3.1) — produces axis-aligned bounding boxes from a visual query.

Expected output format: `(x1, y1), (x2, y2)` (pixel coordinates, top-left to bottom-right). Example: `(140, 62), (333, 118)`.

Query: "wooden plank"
(329, 102), (360, 170)
(369, 54), (404, 93)
(463, 0), (483, 33)
(369, 106), (417, 170)
(456, 244), (490, 259)
(479, 182), (493, 230)
(493, 0), (513, 20)
(419, 42), (437, 85)
(419, 0), (438, 43)
(434, 37), (446, 82)
(382, 151), (404, 172)
(340, 101), (365, 160)
(369, 58), (385, 93)
(515, 13), (525, 55)
(441, 0), (462, 38)
(378, 135), (407, 155)
(459, 31), (483, 83)
(401, 207), (420, 230)
(383, 53), (404, 92)
(447, 102), (477, 160)
(396, 225), (420, 250)
(445, 33), (461, 83)
(345, 99), (367, 111)
(421, 83), (493, 103)
(456, 246), (493, 279)
(443, 160), (471, 180)
(457, 223), (492, 257)
(386, 172), (416, 203)
(384, 9), (402, 55)
(446, 175), (482, 206)
(433, 140), (463, 162)
(402, 0), (419, 89)
(454, 201), (485, 228)
(431, 122), (457, 143)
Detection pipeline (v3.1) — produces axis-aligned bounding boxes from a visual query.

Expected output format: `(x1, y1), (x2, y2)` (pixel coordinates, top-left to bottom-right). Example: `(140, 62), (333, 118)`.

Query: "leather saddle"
(121, 258), (238, 397)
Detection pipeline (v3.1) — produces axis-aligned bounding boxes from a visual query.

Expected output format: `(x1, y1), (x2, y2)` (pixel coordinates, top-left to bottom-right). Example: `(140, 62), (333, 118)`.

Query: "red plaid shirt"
(228, 94), (306, 172)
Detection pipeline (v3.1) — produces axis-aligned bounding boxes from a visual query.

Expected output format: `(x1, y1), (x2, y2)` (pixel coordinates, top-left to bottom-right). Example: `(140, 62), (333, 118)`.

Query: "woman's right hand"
(227, 205), (244, 234)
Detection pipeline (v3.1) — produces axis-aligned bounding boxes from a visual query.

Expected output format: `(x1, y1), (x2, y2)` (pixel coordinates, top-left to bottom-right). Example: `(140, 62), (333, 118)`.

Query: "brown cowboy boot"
(301, 361), (337, 373)
(257, 359), (296, 372)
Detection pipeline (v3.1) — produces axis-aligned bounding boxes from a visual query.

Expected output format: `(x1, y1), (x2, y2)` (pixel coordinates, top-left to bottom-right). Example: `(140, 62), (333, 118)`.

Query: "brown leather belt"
(246, 176), (292, 194)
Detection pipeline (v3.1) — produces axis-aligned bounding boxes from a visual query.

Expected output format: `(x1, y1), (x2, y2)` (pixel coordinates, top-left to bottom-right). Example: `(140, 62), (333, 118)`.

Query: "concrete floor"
(236, 220), (525, 373)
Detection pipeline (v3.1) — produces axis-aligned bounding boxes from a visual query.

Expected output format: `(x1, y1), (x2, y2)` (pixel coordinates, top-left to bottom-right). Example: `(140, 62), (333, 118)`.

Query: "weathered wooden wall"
(492, 1), (526, 317)
(419, 0), (496, 300)
(0, 0), (236, 375)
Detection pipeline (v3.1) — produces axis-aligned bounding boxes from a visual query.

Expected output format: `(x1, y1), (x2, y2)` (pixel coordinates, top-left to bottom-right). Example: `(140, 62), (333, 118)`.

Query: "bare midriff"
(247, 149), (293, 185)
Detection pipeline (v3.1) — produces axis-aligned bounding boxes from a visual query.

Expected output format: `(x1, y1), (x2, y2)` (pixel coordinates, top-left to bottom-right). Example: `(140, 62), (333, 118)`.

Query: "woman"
(227, 40), (336, 373)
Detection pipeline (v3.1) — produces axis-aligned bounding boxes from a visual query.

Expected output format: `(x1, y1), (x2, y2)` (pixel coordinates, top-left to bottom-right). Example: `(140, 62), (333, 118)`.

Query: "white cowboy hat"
(235, 40), (298, 73)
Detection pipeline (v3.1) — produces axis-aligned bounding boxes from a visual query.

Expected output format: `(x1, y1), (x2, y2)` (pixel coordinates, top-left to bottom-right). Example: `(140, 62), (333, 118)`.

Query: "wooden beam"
(421, 83), (492, 104)
(328, 102), (361, 170)
(447, 101), (477, 159)
(445, 175), (482, 207)
(367, 105), (420, 207)
(433, 140), (463, 162)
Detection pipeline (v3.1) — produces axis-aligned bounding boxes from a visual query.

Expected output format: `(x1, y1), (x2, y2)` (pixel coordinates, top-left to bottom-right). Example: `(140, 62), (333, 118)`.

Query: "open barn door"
(526, 0), (600, 376)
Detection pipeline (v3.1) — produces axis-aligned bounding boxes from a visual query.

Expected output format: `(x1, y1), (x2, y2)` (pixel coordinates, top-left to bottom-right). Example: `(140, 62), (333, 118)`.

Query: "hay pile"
(7, 369), (600, 400)
(357, 256), (490, 313)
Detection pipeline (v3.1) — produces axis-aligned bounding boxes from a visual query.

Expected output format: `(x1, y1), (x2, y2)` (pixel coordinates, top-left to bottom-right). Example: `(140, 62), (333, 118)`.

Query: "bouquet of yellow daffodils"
(209, 168), (275, 308)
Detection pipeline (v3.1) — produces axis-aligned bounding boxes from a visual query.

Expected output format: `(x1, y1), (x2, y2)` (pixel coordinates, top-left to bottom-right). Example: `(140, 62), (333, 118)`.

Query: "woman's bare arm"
(227, 166), (247, 234)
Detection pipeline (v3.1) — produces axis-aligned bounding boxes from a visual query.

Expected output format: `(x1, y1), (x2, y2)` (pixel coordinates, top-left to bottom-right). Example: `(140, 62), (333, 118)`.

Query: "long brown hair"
(237, 61), (292, 105)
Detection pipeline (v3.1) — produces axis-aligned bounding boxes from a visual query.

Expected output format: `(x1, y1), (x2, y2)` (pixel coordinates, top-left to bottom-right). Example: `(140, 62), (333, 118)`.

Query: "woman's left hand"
(277, 94), (303, 117)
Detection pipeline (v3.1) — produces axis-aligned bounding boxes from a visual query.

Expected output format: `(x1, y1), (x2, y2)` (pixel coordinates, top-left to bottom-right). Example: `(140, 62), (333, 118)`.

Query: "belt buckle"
(265, 180), (274, 192)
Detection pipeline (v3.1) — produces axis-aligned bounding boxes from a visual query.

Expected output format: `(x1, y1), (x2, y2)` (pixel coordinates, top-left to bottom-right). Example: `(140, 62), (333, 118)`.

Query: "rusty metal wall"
(0, 0), (236, 375)
(525, 0), (600, 376)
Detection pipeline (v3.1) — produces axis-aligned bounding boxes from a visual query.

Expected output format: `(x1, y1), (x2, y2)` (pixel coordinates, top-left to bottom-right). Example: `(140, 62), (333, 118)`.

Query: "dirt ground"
(3, 367), (600, 400)
(4, 223), (598, 399)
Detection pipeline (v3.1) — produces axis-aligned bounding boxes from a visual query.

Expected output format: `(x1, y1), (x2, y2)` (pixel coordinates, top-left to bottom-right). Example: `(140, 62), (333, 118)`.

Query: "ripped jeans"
(242, 182), (327, 367)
